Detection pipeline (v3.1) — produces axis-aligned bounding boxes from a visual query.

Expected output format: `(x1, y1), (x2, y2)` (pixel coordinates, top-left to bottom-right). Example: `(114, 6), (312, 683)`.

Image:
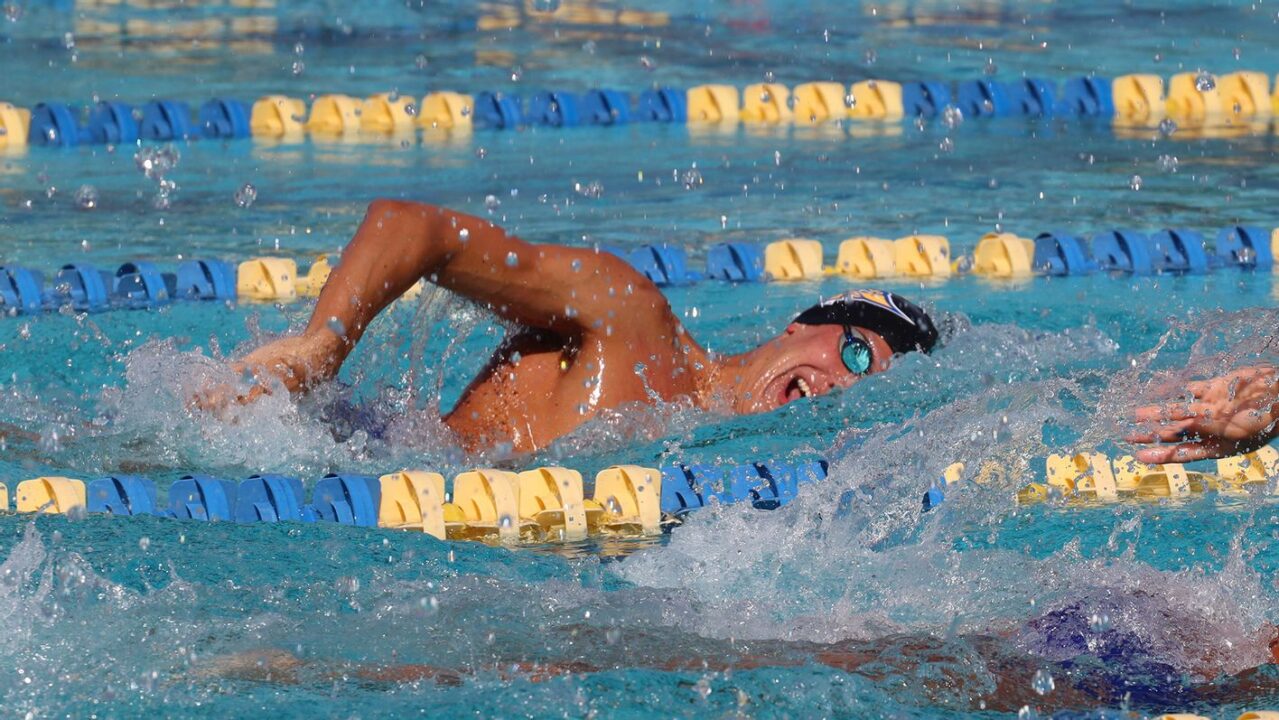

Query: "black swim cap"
(792, 289), (939, 354)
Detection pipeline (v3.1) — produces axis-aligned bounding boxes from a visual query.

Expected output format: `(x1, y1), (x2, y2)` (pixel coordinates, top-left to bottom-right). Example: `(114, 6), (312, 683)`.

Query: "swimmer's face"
(731, 324), (894, 414)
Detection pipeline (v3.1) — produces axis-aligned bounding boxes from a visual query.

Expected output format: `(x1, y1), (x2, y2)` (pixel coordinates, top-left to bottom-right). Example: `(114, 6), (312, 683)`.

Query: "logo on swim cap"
(793, 289), (939, 355)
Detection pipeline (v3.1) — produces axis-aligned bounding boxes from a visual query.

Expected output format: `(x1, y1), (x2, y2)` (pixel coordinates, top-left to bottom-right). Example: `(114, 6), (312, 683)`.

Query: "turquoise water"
(3, 0), (1279, 717)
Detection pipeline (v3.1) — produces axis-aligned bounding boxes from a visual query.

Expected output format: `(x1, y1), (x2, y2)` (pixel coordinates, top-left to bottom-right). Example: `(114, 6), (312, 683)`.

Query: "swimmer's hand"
(1126, 365), (1279, 463)
(192, 333), (342, 411)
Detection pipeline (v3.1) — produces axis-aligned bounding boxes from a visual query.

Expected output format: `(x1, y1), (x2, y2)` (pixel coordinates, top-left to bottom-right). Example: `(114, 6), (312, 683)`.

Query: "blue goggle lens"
(841, 330), (873, 375)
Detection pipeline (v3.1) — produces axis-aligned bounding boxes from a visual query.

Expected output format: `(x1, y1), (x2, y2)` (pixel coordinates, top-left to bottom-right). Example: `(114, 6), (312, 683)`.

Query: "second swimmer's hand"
(192, 333), (341, 412)
(1126, 365), (1279, 463)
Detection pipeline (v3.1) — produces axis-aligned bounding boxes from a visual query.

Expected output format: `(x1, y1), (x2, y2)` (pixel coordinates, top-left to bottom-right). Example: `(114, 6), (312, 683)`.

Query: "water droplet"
(510, 66), (523, 82)
(605, 628), (621, 644)
(844, 92), (857, 109)
(1194, 70), (1216, 92)
(234, 182), (257, 208)
(941, 105), (964, 129)
(1129, 175), (1143, 191)
(485, 194), (500, 211)
(577, 403), (588, 415)
(1017, 706), (1038, 720)
(938, 137), (954, 153)
(414, 53), (428, 70)
(1233, 47), (1242, 60)
(681, 166), (704, 190)
(498, 514), (513, 529)
(863, 48), (877, 65)
(138, 537), (151, 551)
(1158, 117), (1177, 137)
(404, 102), (417, 117)
(574, 180), (604, 199)
(1156, 154), (1179, 173)
(532, 0), (560, 11)
(639, 55), (655, 70)
(505, 252), (519, 267)
(458, 228), (470, 242)
(291, 60), (305, 76)
(73, 185), (98, 210)
(326, 316), (346, 338)
(1239, 246), (1257, 265)
(293, 41), (305, 56)
(570, 259), (582, 272)
(983, 57), (997, 75)
(1088, 612), (1111, 633)
(1031, 669), (1055, 695)
(4, 2), (24, 22)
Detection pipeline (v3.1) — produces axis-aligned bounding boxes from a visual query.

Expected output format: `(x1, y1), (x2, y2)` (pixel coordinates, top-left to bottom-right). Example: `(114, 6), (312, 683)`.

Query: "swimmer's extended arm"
(1126, 364), (1279, 462)
(227, 200), (665, 396)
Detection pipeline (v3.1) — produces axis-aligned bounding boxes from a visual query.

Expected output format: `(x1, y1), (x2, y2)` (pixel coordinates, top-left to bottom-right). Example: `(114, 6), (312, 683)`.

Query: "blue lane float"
(705, 242), (766, 282)
(174, 259), (237, 301)
(28, 102), (82, 146)
(1149, 229), (1210, 274)
(310, 474), (381, 527)
(1056, 76), (1114, 117)
(235, 474), (308, 524)
(85, 101), (138, 144)
(1034, 231), (1096, 276)
(1093, 229), (1156, 275)
(52, 264), (111, 312)
(901, 81), (952, 119)
(139, 100), (195, 141)
(1005, 78), (1056, 117)
(472, 91), (523, 129)
(636, 87), (687, 123)
(626, 244), (699, 286)
(114, 261), (173, 308)
(168, 475), (237, 521)
(87, 475), (160, 516)
(527, 91), (581, 127)
(1216, 226), (1274, 268)
(0, 266), (45, 314)
(956, 79), (1012, 118)
(198, 98), (251, 139)
(581, 88), (631, 125)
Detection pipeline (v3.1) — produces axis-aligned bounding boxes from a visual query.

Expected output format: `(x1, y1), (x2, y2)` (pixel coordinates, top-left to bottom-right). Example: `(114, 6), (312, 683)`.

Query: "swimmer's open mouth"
(785, 376), (813, 402)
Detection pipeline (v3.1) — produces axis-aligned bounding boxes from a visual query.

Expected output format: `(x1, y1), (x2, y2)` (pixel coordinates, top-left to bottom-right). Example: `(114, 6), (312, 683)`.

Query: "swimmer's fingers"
(1133, 438), (1228, 464)
(1124, 417), (1199, 444)
(1132, 401), (1213, 425)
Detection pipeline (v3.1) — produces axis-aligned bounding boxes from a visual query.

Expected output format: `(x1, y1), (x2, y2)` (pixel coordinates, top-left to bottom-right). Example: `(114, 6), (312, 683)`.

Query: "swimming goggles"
(840, 327), (875, 376)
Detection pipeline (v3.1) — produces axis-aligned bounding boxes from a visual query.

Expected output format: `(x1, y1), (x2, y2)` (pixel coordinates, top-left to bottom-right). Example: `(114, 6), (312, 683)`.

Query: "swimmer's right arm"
(1126, 364), (1279, 462)
(211, 199), (664, 401)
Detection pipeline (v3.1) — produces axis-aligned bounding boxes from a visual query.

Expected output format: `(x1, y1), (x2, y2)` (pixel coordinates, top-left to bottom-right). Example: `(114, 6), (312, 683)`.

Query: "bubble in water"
(532, 0), (560, 11)
(983, 57), (997, 75)
(1129, 175), (1143, 191)
(1194, 70), (1216, 92)
(505, 251), (519, 267)
(1157, 117), (1177, 137)
(863, 48), (877, 65)
(574, 180), (604, 199)
(938, 137), (954, 153)
(941, 104), (964, 129)
(1156, 154), (1179, 173)
(234, 183), (257, 208)
(1031, 669), (1055, 695)
(138, 537), (151, 551)
(73, 185), (98, 210)
(485, 194), (501, 211)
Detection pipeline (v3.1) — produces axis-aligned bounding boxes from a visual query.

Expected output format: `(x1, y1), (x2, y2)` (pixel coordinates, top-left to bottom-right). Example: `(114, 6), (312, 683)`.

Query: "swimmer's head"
(725, 290), (938, 414)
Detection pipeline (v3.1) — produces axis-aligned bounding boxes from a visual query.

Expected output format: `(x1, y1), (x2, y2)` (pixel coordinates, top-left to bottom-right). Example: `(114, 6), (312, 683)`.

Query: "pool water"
(3, 0), (1279, 717)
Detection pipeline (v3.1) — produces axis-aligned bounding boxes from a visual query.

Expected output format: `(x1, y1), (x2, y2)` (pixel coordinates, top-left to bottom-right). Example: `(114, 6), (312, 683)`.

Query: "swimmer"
(197, 596), (1279, 713)
(1127, 364), (1279, 463)
(200, 201), (938, 453)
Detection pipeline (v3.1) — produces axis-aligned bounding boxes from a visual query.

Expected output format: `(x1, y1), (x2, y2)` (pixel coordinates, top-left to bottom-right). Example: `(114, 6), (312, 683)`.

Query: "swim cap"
(792, 289), (939, 354)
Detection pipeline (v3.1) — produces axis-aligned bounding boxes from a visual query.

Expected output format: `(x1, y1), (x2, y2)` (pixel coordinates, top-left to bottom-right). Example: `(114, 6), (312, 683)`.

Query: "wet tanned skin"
(210, 201), (893, 453)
